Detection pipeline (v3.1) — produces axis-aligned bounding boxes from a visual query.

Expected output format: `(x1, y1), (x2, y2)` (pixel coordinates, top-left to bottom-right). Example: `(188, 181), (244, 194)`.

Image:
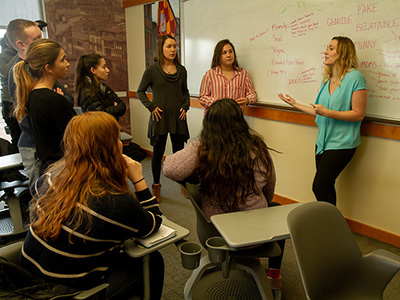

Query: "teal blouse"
(315, 70), (367, 155)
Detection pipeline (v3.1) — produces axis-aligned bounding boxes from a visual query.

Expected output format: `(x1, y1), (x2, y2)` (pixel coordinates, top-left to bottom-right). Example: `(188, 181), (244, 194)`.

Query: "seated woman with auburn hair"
(20, 111), (164, 300)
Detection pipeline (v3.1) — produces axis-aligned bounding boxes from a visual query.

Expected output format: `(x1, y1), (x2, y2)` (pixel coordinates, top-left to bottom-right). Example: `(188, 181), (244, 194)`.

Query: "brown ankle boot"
(152, 183), (161, 203)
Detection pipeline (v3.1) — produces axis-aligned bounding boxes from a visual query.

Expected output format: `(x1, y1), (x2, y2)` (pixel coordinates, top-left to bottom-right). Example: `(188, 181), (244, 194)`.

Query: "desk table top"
(0, 153), (23, 171)
(211, 203), (303, 248)
(124, 218), (190, 258)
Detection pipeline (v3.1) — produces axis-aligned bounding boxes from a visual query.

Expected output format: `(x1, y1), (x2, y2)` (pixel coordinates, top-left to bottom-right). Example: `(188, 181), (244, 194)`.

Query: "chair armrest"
(362, 249), (400, 285)
(73, 283), (109, 300)
(366, 249), (400, 268)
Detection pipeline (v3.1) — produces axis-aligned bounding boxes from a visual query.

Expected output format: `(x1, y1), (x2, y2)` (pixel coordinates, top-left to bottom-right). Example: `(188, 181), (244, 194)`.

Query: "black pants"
(1, 101), (21, 154)
(152, 133), (186, 184)
(312, 147), (356, 206)
(104, 251), (164, 300)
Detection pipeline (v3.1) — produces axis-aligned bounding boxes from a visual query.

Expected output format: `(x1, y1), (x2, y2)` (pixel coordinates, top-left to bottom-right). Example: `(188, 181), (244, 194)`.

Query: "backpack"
(123, 142), (147, 162)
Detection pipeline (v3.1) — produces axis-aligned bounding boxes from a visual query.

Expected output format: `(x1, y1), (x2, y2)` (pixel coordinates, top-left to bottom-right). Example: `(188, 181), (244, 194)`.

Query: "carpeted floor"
(138, 157), (400, 300)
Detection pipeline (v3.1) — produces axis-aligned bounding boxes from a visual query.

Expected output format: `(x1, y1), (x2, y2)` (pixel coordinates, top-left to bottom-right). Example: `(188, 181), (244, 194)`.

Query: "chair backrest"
(180, 182), (220, 248)
(287, 202), (363, 299)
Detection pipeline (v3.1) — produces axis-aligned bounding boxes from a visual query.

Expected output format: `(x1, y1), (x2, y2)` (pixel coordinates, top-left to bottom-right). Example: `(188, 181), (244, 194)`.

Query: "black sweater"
(20, 183), (162, 289)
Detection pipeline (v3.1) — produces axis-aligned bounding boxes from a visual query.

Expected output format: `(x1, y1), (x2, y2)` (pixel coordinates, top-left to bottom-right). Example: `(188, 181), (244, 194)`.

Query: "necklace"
(163, 64), (176, 74)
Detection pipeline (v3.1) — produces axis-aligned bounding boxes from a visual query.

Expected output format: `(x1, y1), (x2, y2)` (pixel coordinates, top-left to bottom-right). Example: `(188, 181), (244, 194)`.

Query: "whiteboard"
(183, 0), (400, 121)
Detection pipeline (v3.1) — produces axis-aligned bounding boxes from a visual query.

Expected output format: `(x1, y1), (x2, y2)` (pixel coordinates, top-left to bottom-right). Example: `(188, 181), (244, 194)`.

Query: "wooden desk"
(124, 218), (190, 300)
(211, 203), (303, 248)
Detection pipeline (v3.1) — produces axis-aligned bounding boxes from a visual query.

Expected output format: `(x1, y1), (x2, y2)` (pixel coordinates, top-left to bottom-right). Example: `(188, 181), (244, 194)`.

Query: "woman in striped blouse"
(199, 39), (258, 110)
(20, 112), (164, 300)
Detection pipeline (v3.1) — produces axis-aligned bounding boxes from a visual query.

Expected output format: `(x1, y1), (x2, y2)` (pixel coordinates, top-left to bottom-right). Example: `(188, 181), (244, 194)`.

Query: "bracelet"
(133, 177), (144, 184)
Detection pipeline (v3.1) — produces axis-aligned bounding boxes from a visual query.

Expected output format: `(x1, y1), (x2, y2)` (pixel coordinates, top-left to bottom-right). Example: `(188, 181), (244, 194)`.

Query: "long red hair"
(31, 111), (129, 240)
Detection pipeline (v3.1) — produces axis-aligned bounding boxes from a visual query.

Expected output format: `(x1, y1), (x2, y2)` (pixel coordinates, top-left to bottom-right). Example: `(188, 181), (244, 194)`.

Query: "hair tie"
(133, 177), (145, 185)
(23, 59), (28, 64)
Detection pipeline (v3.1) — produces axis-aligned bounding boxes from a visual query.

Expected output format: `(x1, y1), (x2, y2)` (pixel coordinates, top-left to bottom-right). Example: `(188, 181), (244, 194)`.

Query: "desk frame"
(124, 218), (190, 300)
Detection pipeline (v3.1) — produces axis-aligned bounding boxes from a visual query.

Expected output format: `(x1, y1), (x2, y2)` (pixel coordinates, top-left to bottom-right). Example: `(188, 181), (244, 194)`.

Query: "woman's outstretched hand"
(278, 93), (296, 106)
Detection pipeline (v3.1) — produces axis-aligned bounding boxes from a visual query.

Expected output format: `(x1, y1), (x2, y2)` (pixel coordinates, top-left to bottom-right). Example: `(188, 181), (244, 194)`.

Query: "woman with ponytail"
(14, 39), (75, 175)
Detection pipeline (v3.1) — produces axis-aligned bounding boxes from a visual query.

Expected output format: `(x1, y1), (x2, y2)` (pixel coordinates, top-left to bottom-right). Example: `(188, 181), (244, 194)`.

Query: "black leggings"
(312, 147), (356, 206)
(152, 133), (186, 184)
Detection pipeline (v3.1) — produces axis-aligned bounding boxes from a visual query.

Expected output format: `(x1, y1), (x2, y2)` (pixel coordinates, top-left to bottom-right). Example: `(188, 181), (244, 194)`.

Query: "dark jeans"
(312, 147), (356, 206)
(152, 133), (186, 184)
(104, 251), (164, 300)
(1, 101), (21, 153)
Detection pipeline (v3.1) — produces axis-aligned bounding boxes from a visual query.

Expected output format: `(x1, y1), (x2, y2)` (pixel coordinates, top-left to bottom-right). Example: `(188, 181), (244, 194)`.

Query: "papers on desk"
(136, 224), (177, 248)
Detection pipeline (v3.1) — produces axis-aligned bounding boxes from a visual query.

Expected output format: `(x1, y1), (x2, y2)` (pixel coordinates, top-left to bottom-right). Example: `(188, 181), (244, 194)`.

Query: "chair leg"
(3, 187), (28, 236)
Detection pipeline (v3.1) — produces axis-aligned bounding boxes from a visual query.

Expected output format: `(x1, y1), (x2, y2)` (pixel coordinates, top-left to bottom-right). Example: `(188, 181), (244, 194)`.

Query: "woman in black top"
(75, 53), (126, 121)
(137, 34), (190, 201)
(13, 39), (75, 174)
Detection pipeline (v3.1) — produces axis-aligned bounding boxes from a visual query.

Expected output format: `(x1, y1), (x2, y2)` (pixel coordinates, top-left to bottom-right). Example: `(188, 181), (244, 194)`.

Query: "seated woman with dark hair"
(163, 98), (284, 290)
(20, 111), (164, 300)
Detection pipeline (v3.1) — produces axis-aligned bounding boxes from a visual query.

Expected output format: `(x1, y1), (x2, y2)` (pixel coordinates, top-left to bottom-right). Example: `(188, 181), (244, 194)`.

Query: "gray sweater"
(137, 62), (190, 146)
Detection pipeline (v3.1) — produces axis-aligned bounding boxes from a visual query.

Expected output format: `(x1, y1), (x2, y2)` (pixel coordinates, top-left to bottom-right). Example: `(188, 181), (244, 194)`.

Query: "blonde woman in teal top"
(278, 36), (367, 205)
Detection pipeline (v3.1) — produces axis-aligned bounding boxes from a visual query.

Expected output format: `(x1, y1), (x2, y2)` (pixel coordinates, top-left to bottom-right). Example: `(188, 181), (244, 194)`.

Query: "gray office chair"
(180, 182), (282, 300)
(287, 202), (400, 300)
(0, 241), (109, 299)
(0, 179), (30, 239)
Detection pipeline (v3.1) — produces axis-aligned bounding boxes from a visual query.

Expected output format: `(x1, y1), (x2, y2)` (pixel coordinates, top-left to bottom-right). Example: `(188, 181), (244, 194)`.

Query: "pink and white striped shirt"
(198, 66), (258, 110)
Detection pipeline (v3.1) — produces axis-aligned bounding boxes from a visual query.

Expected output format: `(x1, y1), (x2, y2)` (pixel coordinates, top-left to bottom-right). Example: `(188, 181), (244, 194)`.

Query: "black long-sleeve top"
(28, 88), (76, 170)
(20, 177), (162, 289)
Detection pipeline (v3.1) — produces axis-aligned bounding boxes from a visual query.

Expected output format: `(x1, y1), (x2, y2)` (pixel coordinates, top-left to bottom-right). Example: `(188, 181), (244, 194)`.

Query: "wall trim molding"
(273, 195), (400, 248)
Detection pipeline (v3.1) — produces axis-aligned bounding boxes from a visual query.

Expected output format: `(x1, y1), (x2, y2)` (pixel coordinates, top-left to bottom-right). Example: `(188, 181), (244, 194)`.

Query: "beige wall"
(125, 6), (400, 237)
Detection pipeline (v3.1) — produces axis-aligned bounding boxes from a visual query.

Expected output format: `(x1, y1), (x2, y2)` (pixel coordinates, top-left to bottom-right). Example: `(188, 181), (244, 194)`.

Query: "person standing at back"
(0, 34), (19, 153)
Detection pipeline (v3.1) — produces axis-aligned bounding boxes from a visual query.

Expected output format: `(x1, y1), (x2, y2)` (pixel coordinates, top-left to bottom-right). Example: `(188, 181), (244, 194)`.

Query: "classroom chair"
(287, 201), (400, 300)
(0, 241), (109, 299)
(179, 182), (282, 300)
(0, 176), (30, 239)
